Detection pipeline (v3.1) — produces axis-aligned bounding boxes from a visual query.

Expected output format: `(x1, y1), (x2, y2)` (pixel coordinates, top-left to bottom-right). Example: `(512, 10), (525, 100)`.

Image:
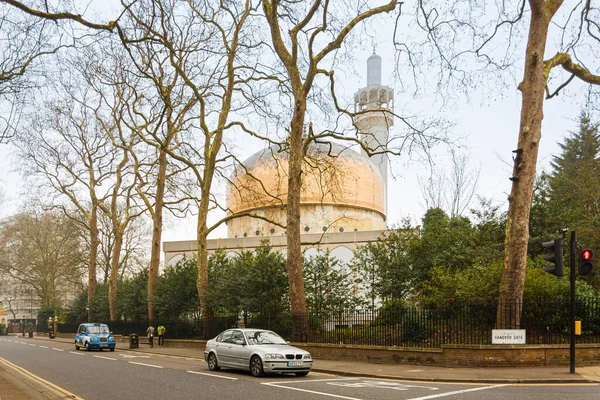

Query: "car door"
(215, 331), (234, 367)
(228, 330), (250, 368)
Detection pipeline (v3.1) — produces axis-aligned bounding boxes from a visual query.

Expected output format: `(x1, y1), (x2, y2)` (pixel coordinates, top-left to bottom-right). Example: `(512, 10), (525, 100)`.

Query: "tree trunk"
(87, 205), (98, 322)
(148, 147), (167, 321)
(197, 203), (212, 336)
(287, 101), (308, 340)
(497, 3), (550, 329)
(108, 227), (124, 322)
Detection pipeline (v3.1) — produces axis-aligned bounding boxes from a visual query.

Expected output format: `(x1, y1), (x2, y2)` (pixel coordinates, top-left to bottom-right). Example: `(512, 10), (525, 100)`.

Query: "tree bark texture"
(147, 147), (167, 321)
(87, 205), (98, 322)
(497, 0), (551, 329)
(287, 103), (308, 340)
(108, 227), (124, 321)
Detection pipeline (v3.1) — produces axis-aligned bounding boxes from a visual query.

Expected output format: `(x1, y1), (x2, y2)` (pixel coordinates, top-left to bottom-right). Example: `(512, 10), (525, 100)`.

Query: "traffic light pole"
(569, 230), (576, 374)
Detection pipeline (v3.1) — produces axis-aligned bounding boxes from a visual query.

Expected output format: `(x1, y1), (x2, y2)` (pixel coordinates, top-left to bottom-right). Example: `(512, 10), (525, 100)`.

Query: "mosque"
(163, 53), (394, 266)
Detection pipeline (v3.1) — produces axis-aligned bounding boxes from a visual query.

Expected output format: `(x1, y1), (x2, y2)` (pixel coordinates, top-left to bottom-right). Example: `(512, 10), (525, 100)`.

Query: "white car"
(204, 328), (312, 377)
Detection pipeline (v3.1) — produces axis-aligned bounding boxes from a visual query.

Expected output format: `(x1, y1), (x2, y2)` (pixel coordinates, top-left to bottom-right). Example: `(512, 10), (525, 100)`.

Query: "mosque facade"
(163, 53), (394, 265)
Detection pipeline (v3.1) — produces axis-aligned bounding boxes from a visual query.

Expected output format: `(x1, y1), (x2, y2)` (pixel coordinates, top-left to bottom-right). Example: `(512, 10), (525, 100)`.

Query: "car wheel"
(250, 355), (264, 377)
(207, 353), (220, 371)
(84, 342), (90, 351)
(295, 371), (309, 377)
(75, 343), (80, 351)
(110, 347), (115, 352)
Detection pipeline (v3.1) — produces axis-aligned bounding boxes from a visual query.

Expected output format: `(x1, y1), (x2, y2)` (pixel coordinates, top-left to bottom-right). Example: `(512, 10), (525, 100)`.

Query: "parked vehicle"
(204, 328), (312, 377)
(74, 323), (116, 351)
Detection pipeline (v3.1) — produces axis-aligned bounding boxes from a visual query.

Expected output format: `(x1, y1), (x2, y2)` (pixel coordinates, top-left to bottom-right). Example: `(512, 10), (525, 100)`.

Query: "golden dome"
(226, 142), (385, 237)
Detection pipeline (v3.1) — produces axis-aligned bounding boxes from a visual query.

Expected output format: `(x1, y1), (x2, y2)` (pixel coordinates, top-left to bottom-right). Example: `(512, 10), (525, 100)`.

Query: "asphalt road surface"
(0, 338), (598, 400)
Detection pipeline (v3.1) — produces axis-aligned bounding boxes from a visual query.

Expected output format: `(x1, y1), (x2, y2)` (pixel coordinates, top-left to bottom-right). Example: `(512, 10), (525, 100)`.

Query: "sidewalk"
(31, 335), (600, 384)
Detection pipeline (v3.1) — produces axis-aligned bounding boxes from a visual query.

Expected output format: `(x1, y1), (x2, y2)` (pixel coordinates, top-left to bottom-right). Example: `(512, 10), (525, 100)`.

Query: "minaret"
(353, 51), (394, 219)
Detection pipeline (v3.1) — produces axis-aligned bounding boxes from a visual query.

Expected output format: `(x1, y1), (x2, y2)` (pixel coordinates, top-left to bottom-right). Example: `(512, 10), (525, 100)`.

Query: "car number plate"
(287, 361), (303, 366)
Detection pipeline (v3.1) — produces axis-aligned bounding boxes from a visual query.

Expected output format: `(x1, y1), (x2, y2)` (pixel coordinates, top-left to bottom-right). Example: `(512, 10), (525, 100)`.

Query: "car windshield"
(88, 326), (109, 334)
(244, 330), (287, 345)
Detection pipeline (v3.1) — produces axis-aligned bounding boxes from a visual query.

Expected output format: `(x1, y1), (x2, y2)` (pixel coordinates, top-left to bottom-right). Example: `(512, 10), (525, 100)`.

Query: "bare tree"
(404, 0), (600, 328)
(0, 211), (86, 309)
(0, 0), (116, 143)
(261, 0), (407, 338)
(113, 0), (265, 326)
(418, 151), (480, 217)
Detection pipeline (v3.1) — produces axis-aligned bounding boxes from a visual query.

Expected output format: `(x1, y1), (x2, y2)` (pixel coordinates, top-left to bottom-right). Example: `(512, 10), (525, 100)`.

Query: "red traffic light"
(582, 249), (593, 261)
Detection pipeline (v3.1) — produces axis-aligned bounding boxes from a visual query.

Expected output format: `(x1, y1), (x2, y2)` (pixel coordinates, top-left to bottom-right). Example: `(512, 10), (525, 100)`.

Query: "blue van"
(75, 323), (116, 351)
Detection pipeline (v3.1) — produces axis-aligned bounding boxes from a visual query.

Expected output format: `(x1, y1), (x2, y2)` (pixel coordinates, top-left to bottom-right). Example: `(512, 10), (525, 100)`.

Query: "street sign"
(492, 329), (526, 344)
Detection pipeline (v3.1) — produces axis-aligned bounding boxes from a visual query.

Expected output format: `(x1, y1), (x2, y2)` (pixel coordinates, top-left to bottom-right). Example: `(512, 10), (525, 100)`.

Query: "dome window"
(322, 226), (327, 232)
(270, 228), (275, 234)
(339, 227), (344, 232)
(243, 232), (247, 237)
(255, 229), (260, 236)
(304, 226), (310, 232)
(354, 228), (358, 232)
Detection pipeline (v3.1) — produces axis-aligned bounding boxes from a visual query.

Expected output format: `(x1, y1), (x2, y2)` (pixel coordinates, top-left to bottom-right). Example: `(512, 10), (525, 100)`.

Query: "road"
(0, 337), (598, 400)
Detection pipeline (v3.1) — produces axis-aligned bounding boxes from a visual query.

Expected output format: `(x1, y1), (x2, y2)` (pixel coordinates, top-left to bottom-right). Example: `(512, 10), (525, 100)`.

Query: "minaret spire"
(353, 52), (394, 221)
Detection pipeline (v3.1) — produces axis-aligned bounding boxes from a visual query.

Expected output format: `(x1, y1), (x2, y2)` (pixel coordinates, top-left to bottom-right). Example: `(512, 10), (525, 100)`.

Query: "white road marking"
(406, 385), (507, 400)
(28, 344), (37, 347)
(39, 346), (48, 348)
(406, 370), (425, 372)
(69, 351), (85, 356)
(263, 379), (363, 400)
(52, 348), (64, 352)
(94, 355), (117, 361)
(269, 378), (359, 384)
(121, 355), (150, 358)
(187, 371), (238, 380)
(129, 361), (163, 368)
(328, 381), (438, 391)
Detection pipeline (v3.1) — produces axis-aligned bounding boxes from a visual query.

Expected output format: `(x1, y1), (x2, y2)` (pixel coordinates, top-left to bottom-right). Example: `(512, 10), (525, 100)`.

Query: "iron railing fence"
(40, 299), (600, 348)
(40, 317), (239, 339)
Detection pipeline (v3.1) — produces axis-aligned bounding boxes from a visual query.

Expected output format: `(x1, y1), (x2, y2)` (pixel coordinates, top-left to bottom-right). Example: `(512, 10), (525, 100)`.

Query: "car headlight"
(263, 354), (285, 360)
(90, 337), (97, 342)
(303, 353), (311, 359)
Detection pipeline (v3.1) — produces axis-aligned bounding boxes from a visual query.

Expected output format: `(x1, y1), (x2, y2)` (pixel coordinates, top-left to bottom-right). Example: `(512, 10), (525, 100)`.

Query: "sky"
(0, 1), (593, 247)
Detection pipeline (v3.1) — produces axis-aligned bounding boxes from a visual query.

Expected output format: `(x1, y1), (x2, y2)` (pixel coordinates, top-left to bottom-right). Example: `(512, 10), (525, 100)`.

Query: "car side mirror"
(286, 341), (290, 345)
(109, 332), (113, 336)
(235, 340), (245, 345)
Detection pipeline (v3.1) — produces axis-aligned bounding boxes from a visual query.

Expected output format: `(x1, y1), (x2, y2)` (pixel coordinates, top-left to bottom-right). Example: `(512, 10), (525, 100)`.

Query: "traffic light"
(542, 238), (563, 277)
(578, 249), (595, 275)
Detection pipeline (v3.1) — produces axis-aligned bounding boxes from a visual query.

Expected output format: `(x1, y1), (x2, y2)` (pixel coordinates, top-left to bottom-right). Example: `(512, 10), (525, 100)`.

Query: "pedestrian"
(146, 325), (155, 348)
(157, 324), (166, 347)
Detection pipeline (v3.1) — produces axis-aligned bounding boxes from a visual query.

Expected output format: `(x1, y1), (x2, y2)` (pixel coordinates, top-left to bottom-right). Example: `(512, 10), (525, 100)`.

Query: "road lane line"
(187, 371), (238, 380)
(52, 348), (64, 352)
(263, 381), (363, 400)
(69, 351), (85, 356)
(28, 344), (37, 347)
(406, 385), (507, 400)
(0, 356), (83, 400)
(129, 361), (163, 368)
(39, 345), (48, 348)
(94, 355), (117, 361)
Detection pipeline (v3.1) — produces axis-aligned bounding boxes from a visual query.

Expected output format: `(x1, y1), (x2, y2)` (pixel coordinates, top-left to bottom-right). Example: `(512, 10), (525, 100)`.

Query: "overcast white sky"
(0, 1), (592, 245)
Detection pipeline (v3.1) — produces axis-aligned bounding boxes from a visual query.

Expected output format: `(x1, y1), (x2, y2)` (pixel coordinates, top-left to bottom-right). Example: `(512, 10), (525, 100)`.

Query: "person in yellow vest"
(157, 325), (166, 347)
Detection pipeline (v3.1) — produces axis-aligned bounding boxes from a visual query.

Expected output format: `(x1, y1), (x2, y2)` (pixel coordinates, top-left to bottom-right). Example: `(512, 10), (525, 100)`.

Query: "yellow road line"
(0, 355), (83, 399)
